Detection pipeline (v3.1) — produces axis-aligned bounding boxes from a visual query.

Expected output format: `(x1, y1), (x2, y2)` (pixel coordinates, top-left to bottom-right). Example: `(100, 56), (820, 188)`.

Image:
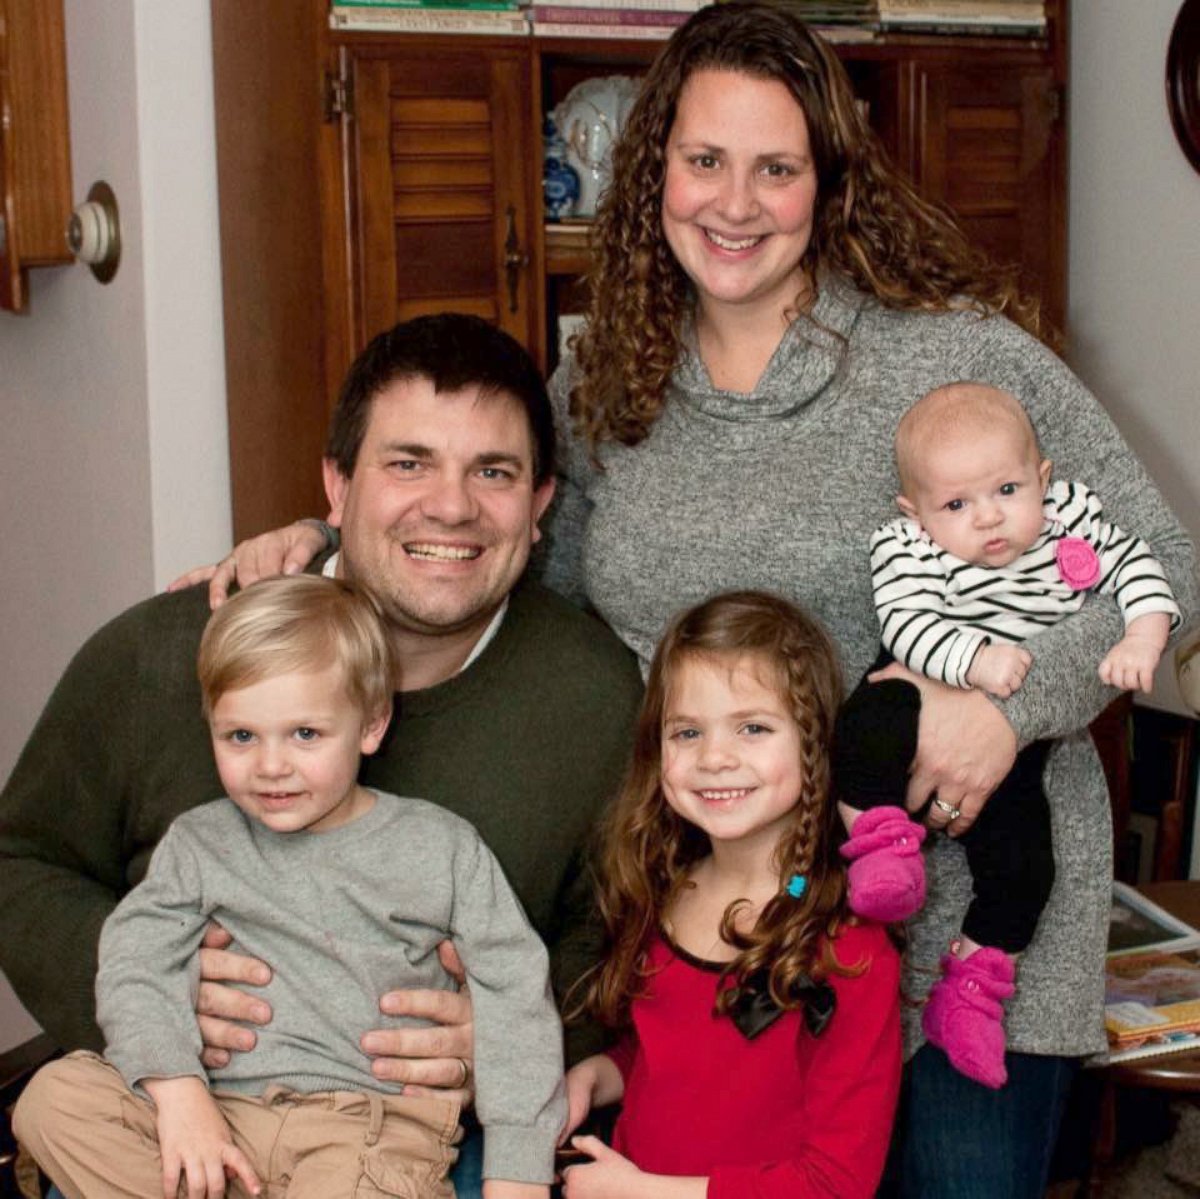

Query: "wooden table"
(1089, 880), (1200, 1194)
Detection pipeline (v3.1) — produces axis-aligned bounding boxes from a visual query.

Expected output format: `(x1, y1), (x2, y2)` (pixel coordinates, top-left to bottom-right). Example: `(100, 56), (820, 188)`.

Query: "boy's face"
(209, 665), (389, 835)
(897, 424), (1052, 568)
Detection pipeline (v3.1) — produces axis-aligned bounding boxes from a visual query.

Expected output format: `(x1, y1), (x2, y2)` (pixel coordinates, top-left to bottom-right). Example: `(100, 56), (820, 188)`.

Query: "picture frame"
(1167, 0), (1200, 173)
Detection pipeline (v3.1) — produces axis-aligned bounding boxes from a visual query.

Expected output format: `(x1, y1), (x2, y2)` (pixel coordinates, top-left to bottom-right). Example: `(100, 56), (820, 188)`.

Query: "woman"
(193, 5), (1197, 1195)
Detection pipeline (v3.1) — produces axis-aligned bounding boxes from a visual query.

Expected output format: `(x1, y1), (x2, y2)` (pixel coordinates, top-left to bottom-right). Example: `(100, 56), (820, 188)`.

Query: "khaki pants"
(13, 1051), (460, 1199)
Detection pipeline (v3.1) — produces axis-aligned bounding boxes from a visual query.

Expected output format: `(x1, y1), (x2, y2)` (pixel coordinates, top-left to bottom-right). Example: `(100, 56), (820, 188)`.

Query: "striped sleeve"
(1048, 481), (1182, 631)
(870, 521), (987, 688)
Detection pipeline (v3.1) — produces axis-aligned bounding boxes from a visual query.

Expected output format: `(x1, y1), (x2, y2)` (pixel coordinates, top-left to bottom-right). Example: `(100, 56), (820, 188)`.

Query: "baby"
(15, 574), (564, 1199)
(833, 381), (1181, 1088)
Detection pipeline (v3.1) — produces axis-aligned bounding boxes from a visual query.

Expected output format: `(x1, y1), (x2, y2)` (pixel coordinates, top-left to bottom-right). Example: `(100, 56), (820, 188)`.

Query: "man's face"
(324, 377), (554, 641)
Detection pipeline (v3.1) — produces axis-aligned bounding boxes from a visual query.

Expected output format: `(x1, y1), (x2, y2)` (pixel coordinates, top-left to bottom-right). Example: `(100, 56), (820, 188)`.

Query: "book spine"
(531, 19), (675, 37)
(877, 0), (1042, 10)
(524, 0), (708, 11)
(332, 9), (530, 31)
(530, 5), (689, 25)
(879, 18), (1045, 34)
(333, 0), (519, 7)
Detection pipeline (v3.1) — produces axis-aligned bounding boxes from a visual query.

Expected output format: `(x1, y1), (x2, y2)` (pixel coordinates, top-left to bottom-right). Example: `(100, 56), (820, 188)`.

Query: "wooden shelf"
(544, 220), (593, 276)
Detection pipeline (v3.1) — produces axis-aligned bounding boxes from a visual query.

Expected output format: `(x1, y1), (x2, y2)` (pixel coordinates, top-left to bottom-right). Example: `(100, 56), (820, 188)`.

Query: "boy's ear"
(896, 494), (919, 521)
(360, 704), (392, 756)
(1039, 458), (1053, 489)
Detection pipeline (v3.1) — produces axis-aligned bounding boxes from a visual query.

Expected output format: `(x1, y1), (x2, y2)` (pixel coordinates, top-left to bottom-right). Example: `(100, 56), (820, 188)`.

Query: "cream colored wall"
(0, 0), (228, 1049)
(1065, 1), (1200, 875)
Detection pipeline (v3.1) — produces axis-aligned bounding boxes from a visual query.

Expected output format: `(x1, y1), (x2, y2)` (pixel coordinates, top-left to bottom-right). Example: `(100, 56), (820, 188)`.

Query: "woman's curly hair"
(576, 590), (855, 1031)
(571, 1), (1041, 449)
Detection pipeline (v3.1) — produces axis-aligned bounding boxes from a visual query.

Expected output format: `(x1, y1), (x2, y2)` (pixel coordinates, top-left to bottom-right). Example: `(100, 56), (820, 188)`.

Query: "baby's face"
(899, 426), (1051, 568)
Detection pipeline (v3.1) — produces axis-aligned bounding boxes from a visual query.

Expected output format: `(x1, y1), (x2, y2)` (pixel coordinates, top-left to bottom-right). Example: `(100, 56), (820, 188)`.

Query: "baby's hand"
(1100, 614), (1171, 693)
(143, 1076), (260, 1198)
(966, 643), (1032, 698)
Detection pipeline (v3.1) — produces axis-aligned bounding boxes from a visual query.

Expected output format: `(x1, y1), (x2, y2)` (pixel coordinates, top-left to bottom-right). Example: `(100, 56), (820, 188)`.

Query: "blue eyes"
(230, 729), (254, 744)
(295, 728), (318, 742)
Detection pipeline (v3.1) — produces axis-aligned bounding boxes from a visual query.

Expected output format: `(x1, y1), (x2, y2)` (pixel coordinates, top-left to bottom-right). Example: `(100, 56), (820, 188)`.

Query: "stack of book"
(530, 0), (708, 41)
(331, 0), (530, 36)
(875, 0), (1046, 37)
(1104, 883), (1200, 1064)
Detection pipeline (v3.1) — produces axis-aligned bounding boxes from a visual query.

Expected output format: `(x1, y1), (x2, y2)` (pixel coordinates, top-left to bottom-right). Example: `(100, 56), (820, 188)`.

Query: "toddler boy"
(15, 574), (564, 1199)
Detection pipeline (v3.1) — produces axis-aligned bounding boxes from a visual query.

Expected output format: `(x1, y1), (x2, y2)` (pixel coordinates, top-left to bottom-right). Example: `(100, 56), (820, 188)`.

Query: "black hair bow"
(727, 968), (836, 1041)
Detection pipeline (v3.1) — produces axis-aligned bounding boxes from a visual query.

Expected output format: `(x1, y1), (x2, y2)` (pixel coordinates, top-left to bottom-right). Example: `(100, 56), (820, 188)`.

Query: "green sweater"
(0, 578), (643, 1055)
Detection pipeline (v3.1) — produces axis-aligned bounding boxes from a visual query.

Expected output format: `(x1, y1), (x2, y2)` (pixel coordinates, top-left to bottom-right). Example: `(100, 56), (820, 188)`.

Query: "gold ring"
(453, 1057), (471, 1088)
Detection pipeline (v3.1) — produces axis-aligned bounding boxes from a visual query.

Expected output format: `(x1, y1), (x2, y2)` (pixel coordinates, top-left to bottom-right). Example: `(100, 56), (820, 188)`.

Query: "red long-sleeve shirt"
(608, 921), (901, 1199)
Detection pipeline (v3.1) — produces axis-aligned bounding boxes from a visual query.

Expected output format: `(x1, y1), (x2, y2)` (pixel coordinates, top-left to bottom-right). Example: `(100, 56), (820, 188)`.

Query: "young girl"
(561, 591), (901, 1199)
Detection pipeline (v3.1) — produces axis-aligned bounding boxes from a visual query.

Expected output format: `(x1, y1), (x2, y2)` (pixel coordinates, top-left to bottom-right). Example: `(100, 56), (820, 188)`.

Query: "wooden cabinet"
(211, 0), (1068, 538)
(0, 0), (73, 312)
(344, 41), (538, 348)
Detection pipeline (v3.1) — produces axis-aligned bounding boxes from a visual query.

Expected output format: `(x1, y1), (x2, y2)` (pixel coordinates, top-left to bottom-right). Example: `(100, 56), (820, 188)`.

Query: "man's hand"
(196, 923), (273, 1070)
(869, 662), (1017, 838)
(361, 940), (475, 1102)
(142, 1076), (260, 1199)
(1099, 613), (1170, 694)
(966, 643), (1032, 698)
(166, 520), (331, 609)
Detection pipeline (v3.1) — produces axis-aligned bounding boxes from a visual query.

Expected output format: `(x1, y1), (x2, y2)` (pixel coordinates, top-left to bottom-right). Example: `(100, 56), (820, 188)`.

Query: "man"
(0, 314), (643, 1187)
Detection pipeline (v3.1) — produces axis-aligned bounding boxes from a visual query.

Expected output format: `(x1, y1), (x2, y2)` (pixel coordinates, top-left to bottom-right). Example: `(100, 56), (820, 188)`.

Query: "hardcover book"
(1105, 883), (1200, 1064)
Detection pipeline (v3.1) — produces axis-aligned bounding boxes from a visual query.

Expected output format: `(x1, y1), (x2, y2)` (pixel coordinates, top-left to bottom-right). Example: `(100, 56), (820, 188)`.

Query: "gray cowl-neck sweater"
(541, 277), (1198, 1058)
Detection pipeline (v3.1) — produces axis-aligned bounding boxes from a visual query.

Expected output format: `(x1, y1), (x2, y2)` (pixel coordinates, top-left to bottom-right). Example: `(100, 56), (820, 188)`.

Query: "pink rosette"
(1056, 536), (1100, 591)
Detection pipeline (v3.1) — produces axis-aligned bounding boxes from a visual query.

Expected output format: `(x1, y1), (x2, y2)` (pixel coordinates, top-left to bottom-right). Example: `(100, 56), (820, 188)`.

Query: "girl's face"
(661, 652), (804, 856)
(662, 68), (818, 325)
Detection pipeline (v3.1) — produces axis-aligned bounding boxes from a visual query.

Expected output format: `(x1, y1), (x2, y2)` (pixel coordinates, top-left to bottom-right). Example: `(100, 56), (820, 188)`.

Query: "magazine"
(1105, 883), (1200, 1064)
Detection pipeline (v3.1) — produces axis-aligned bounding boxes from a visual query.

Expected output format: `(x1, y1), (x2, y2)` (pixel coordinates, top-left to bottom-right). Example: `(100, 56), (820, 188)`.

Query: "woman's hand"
(361, 941), (476, 1104)
(869, 662), (1017, 838)
(196, 923), (273, 1070)
(143, 1076), (261, 1198)
(166, 519), (331, 609)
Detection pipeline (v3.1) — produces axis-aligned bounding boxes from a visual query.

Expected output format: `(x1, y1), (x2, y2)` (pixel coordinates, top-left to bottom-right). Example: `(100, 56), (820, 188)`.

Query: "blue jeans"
(452, 1120), (484, 1198)
(882, 1045), (1079, 1199)
(44, 1122), (484, 1199)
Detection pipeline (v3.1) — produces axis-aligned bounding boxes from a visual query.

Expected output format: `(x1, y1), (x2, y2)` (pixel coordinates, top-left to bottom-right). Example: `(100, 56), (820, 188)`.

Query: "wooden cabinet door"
(343, 40), (538, 354)
(0, 0), (72, 312)
(900, 61), (1065, 332)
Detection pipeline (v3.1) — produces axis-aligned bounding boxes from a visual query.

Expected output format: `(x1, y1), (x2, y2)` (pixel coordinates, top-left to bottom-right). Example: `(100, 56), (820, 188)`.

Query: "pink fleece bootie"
(839, 806), (927, 922)
(922, 946), (1016, 1090)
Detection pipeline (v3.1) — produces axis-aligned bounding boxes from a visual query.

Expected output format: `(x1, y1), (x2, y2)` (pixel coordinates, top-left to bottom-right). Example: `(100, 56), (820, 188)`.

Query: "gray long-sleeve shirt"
(541, 278), (1198, 1058)
(97, 790), (566, 1184)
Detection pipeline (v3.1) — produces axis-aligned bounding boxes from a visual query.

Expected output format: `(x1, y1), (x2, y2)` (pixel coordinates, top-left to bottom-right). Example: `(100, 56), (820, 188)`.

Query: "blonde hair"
(198, 575), (394, 720)
(578, 590), (853, 1030)
(895, 381), (1040, 495)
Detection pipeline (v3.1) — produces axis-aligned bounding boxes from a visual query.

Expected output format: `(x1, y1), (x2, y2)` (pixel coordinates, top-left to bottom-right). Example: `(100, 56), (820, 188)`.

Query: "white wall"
(1065, 1), (1200, 875)
(1067, 0), (1200, 710)
(0, 0), (229, 1049)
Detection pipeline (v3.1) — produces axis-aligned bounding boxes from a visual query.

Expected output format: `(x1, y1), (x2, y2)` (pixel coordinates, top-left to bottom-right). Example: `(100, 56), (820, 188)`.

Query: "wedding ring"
(453, 1057), (471, 1088)
(932, 798), (961, 820)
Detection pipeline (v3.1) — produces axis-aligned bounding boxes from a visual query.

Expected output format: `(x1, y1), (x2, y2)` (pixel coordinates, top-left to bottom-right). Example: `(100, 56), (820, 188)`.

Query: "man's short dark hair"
(326, 314), (556, 487)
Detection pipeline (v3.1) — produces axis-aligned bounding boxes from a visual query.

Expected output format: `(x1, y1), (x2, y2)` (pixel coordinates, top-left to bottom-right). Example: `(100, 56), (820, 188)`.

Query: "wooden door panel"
(910, 63), (1064, 332)
(347, 43), (536, 353)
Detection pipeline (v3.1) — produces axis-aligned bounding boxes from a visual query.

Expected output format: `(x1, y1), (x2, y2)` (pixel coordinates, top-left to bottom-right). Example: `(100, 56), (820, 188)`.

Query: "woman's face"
(662, 68), (818, 324)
